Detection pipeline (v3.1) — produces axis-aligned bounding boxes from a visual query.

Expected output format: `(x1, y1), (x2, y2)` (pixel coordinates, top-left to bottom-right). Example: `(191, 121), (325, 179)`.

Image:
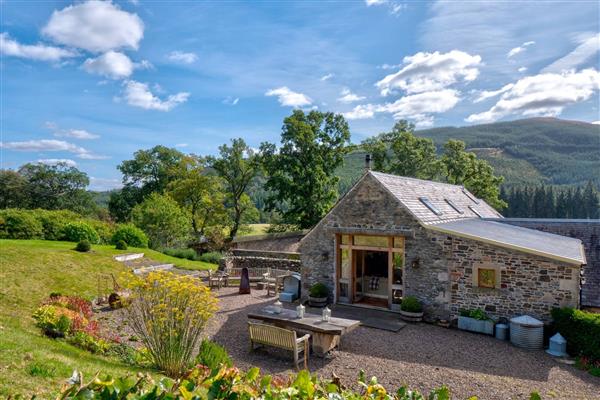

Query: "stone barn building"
(299, 170), (587, 322)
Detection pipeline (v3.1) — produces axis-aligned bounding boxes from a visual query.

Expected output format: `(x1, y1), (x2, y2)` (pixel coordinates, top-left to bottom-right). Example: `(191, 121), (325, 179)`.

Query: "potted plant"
(308, 283), (329, 307)
(458, 308), (495, 335)
(399, 296), (423, 322)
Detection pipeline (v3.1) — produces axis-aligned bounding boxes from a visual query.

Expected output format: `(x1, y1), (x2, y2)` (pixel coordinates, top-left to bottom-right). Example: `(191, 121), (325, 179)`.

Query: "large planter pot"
(308, 296), (328, 307)
(399, 309), (423, 322)
(458, 316), (494, 335)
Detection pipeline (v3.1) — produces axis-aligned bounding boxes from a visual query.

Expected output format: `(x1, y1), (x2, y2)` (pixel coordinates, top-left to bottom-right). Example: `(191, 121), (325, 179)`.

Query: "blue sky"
(1, 0), (599, 190)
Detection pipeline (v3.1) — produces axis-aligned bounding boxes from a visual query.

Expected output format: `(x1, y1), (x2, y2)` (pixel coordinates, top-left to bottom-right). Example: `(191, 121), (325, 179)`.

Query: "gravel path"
(205, 287), (600, 400)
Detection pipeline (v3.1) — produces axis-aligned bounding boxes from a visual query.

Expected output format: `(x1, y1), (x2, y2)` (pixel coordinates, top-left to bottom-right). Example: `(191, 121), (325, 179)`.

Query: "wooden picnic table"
(247, 306), (360, 356)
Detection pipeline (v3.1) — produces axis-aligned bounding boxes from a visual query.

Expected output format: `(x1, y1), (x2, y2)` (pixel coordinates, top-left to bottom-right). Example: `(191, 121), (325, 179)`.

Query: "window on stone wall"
(478, 268), (496, 288)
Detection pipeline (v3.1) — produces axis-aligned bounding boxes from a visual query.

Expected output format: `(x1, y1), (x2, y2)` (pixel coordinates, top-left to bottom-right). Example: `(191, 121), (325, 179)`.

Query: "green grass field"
(0, 240), (216, 397)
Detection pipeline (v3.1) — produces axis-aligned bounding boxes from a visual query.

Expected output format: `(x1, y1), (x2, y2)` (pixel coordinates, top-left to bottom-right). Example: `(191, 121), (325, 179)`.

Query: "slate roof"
(369, 171), (585, 265)
(369, 171), (502, 224)
(429, 219), (586, 265)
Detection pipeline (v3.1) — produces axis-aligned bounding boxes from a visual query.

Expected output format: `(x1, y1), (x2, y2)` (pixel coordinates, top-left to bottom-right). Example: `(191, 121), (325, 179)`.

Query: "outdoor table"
(248, 306), (360, 356)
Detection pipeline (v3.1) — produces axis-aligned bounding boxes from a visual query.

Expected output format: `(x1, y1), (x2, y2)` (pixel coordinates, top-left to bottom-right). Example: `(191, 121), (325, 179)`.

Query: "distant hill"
(337, 118), (600, 191)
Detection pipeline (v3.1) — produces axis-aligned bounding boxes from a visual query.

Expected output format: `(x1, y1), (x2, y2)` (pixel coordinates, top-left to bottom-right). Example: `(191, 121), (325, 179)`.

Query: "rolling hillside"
(337, 118), (600, 191)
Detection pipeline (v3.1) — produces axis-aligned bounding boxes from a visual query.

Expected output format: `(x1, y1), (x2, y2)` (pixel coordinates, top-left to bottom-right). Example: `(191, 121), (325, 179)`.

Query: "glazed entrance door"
(337, 247), (352, 303)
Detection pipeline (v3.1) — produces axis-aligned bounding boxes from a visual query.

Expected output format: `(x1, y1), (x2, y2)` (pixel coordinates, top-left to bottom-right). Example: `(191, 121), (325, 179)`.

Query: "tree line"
(2, 110), (597, 251)
(501, 183), (599, 219)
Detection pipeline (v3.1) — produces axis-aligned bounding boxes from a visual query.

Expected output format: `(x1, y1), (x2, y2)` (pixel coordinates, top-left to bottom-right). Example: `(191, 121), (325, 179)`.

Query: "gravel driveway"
(204, 287), (600, 400)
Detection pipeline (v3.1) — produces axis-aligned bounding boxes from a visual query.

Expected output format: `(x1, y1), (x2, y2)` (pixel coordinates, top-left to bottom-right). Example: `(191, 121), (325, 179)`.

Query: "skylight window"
(419, 197), (443, 216)
(469, 205), (483, 218)
(462, 188), (480, 204)
(445, 198), (464, 214)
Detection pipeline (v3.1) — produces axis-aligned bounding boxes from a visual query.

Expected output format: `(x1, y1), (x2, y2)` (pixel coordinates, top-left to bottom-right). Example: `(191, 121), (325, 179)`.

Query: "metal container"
(495, 323), (508, 340)
(510, 315), (543, 350)
(546, 333), (567, 357)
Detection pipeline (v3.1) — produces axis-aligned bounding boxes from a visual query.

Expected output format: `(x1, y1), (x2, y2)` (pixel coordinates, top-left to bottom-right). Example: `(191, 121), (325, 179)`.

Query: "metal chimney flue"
(365, 154), (372, 171)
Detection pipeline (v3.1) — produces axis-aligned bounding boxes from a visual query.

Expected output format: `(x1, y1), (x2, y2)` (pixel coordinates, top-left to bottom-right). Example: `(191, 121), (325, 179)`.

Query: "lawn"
(0, 240), (217, 397)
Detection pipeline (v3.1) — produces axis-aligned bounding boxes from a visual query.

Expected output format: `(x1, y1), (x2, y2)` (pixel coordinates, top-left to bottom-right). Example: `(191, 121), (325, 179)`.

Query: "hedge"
(552, 307), (600, 362)
(0, 209), (114, 243)
(62, 222), (100, 244)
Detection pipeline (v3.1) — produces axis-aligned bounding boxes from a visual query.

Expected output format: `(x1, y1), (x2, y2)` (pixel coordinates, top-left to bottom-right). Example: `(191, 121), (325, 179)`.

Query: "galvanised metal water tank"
(510, 315), (544, 350)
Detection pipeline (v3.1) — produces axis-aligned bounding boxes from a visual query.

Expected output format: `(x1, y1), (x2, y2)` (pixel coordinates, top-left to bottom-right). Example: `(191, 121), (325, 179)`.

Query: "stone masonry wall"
(299, 173), (452, 320)
(495, 219), (599, 308)
(222, 255), (301, 273)
(437, 232), (580, 322)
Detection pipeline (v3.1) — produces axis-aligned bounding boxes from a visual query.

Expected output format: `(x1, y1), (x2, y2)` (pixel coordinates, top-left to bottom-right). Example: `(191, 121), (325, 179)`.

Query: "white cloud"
(507, 41), (535, 58)
(543, 33), (600, 73)
(466, 68), (600, 123)
(45, 122), (99, 140)
(222, 97), (239, 106)
(591, 120), (600, 125)
(0, 32), (77, 62)
(265, 86), (312, 107)
(365, 0), (405, 15)
(36, 158), (77, 167)
(337, 88), (365, 103)
(518, 67), (528, 73)
(42, 0), (144, 53)
(121, 80), (190, 111)
(167, 51), (198, 64)
(82, 51), (134, 79)
(345, 89), (459, 127)
(378, 63), (402, 70)
(320, 73), (335, 81)
(375, 50), (482, 95)
(473, 83), (514, 103)
(174, 143), (188, 148)
(0, 139), (108, 159)
(365, 0), (387, 5)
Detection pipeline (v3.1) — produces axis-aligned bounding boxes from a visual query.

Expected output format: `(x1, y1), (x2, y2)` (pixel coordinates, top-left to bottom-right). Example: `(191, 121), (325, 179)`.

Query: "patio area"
(204, 287), (600, 400)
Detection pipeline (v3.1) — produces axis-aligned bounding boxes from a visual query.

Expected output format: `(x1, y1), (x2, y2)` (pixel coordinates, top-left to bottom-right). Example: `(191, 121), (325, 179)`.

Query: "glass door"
(337, 246), (352, 303)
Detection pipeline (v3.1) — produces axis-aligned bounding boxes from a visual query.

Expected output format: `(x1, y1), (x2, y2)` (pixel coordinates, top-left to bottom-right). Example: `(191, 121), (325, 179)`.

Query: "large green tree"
(362, 121), (440, 179)
(260, 110), (351, 229)
(208, 138), (259, 241)
(111, 146), (194, 221)
(0, 170), (28, 209)
(132, 192), (191, 249)
(167, 168), (229, 238)
(15, 162), (95, 214)
(440, 140), (506, 209)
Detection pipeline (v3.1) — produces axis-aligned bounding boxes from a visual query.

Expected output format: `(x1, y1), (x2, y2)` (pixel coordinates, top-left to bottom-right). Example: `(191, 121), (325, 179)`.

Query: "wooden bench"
(248, 322), (310, 369)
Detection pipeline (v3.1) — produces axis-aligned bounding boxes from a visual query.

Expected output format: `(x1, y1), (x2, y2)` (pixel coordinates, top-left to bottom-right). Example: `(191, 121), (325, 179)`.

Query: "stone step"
(133, 263), (174, 275)
(114, 253), (144, 262)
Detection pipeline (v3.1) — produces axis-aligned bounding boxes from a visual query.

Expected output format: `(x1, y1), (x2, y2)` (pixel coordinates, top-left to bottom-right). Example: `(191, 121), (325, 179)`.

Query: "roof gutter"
(426, 223), (585, 266)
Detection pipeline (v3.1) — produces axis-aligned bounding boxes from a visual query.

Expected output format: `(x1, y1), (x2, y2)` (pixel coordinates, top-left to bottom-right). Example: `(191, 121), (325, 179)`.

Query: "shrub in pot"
(458, 308), (495, 335)
(308, 283), (329, 307)
(399, 296), (423, 322)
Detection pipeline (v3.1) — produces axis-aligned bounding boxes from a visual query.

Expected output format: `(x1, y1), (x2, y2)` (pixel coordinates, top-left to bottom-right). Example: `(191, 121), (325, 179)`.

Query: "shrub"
(76, 240), (91, 252)
(62, 221), (100, 244)
(309, 282), (329, 298)
(0, 209), (44, 239)
(67, 331), (110, 354)
(552, 307), (600, 362)
(163, 247), (197, 260)
(87, 219), (115, 244)
(196, 339), (232, 374)
(32, 305), (73, 337)
(34, 209), (79, 240)
(197, 251), (223, 264)
(459, 308), (490, 321)
(400, 296), (423, 313)
(124, 271), (218, 377)
(115, 240), (128, 250)
(111, 224), (148, 248)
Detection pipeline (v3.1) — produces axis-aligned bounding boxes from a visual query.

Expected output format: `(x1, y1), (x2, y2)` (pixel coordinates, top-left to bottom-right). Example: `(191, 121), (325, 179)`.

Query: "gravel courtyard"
(204, 287), (600, 400)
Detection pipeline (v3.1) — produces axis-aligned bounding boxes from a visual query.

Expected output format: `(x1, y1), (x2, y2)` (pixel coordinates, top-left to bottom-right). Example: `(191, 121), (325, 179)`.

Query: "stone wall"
(299, 173), (452, 320)
(436, 232), (580, 322)
(493, 219), (599, 308)
(222, 255), (301, 274)
(232, 231), (306, 252)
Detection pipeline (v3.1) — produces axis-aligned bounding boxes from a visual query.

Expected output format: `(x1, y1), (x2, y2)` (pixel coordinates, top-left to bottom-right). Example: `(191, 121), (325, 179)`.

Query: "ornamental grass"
(124, 271), (218, 377)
